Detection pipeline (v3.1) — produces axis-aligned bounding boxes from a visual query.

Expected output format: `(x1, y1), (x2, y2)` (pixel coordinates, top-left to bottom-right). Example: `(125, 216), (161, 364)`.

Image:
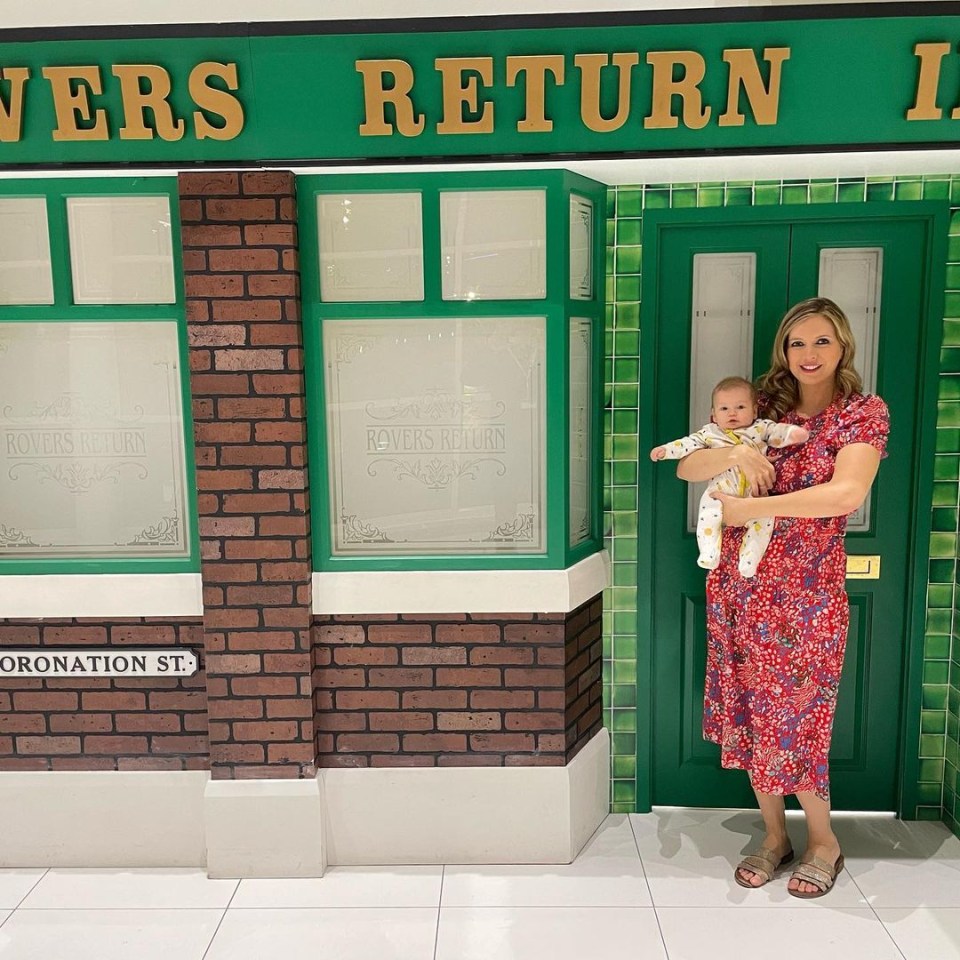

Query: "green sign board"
(1, 13), (959, 166)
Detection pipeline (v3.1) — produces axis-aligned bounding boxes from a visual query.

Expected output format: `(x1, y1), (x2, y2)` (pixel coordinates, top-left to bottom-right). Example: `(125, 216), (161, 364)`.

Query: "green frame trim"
(636, 200), (949, 817)
(0, 176), (199, 575)
(297, 169), (605, 571)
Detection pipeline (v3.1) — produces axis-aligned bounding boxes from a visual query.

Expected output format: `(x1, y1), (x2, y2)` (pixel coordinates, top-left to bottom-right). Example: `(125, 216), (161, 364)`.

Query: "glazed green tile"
(932, 482), (957, 507)
(950, 179), (960, 203)
(940, 378), (960, 401)
(931, 508), (959, 533)
(946, 293), (960, 319)
(926, 634), (952, 659)
(611, 731), (636, 757)
(948, 236), (960, 261)
(612, 658), (637, 684)
(612, 611), (637, 634)
(950, 683), (960, 713)
(615, 538), (638, 562)
(934, 457), (960, 481)
(671, 187), (698, 208)
(612, 561), (637, 586)
(612, 780), (636, 803)
(617, 219), (642, 246)
(611, 459), (638, 484)
(610, 510), (637, 538)
(936, 429), (960, 453)
(616, 302), (640, 329)
(894, 180), (923, 201)
(923, 684), (949, 710)
(612, 754), (637, 778)
(604, 331), (614, 357)
(617, 189), (643, 218)
(918, 758), (944, 782)
(611, 707), (637, 732)
(916, 780), (943, 804)
(645, 187), (672, 209)
(928, 583), (953, 608)
(606, 220), (616, 247)
(605, 276), (615, 301)
(938, 402), (960, 429)
(866, 182), (895, 202)
(810, 182), (838, 203)
(940, 349), (960, 374)
(697, 186), (724, 207)
(610, 800), (635, 814)
(603, 433), (613, 460)
(605, 189), (616, 217)
(612, 684), (638, 708)
(602, 487), (612, 512)
(725, 187), (752, 206)
(602, 685), (612, 710)
(782, 185), (809, 204)
(920, 734), (946, 757)
(614, 331), (640, 357)
(616, 246), (642, 274)
(610, 486), (637, 512)
(613, 357), (640, 384)
(612, 436), (639, 462)
(612, 407), (639, 434)
(922, 710), (948, 735)
(614, 633), (637, 658)
(923, 178), (950, 201)
(838, 182), (866, 202)
(930, 533), (957, 558)
(754, 184), (781, 205)
(926, 608), (952, 634)
(948, 713), (959, 742)
(950, 742), (960, 772)
(947, 265), (960, 291)
(916, 806), (943, 821)
(602, 634), (612, 658)
(951, 210), (960, 237)
(615, 276), (641, 302)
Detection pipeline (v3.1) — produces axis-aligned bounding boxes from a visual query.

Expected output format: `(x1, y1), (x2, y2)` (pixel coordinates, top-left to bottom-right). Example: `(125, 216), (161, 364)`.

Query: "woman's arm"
(676, 445), (776, 496)
(714, 443), (881, 526)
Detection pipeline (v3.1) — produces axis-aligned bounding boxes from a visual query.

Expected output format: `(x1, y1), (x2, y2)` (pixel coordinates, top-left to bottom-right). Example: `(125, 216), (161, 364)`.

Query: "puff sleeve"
(835, 394), (889, 458)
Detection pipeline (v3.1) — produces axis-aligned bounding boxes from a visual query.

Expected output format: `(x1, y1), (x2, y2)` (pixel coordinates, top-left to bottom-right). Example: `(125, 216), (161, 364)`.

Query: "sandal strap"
(736, 847), (781, 883)
(791, 856), (838, 891)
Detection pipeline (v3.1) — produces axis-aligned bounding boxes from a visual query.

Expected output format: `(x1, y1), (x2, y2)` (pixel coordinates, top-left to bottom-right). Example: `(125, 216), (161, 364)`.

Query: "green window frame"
(0, 176), (199, 575)
(298, 169), (605, 571)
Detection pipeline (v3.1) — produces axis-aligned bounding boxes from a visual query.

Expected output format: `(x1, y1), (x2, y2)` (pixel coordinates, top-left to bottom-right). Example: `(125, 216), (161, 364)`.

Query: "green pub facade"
(0, 2), (958, 876)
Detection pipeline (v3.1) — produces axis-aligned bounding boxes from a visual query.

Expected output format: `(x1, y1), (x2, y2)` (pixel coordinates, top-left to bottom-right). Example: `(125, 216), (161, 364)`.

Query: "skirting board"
(322, 728), (610, 865)
(0, 770), (208, 867)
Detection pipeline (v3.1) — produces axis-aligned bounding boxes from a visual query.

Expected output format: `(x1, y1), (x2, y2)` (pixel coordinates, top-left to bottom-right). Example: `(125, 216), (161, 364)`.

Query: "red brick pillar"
(179, 171), (315, 780)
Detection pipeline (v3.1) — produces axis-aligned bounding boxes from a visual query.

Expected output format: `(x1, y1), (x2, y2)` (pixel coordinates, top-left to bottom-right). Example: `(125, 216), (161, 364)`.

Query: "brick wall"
(180, 170), (316, 780)
(0, 618), (206, 770)
(312, 595), (603, 767)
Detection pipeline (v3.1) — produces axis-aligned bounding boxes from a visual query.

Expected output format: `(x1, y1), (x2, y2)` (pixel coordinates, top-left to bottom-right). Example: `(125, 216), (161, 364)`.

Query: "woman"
(676, 297), (888, 898)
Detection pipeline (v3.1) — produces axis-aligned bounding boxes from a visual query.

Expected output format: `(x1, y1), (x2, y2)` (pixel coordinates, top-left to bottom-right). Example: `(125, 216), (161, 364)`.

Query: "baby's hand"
(650, 445), (667, 461)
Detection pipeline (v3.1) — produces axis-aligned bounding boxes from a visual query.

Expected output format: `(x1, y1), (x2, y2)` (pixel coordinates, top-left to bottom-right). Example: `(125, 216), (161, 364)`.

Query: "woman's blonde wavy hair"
(756, 297), (863, 421)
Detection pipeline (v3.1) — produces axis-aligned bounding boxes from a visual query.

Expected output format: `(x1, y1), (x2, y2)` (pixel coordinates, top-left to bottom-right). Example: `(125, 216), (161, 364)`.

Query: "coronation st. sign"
(0, 648), (199, 677)
(0, 15), (959, 163)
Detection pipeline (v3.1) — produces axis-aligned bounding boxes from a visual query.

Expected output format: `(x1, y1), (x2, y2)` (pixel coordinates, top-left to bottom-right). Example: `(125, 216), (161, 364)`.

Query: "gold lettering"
(718, 47), (790, 127)
(435, 57), (494, 134)
(906, 42), (951, 121)
(644, 51), (710, 130)
(112, 64), (185, 141)
(189, 62), (244, 140)
(42, 66), (109, 141)
(356, 59), (424, 136)
(575, 53), (639, 133)
(0, 67), (30, 142)
(506, 55), (565, 132)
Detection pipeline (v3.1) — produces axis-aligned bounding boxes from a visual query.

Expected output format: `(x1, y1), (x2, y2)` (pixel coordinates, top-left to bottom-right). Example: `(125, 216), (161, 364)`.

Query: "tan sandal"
(787, 852), (844, 899)
(734, 846), (795, 888)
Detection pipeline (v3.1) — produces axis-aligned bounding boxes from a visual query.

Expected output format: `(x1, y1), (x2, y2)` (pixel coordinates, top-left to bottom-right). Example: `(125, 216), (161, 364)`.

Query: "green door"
(642, 205), (937, 811)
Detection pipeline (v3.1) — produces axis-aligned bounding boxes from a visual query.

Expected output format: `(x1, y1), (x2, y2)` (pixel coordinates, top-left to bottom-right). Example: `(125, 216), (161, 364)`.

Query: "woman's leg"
(737, 788), (791, 887)
(790, 791), (842, 894)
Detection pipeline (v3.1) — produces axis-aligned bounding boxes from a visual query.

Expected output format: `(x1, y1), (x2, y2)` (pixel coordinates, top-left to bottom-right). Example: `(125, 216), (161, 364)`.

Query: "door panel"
(650, 211), (927, 810)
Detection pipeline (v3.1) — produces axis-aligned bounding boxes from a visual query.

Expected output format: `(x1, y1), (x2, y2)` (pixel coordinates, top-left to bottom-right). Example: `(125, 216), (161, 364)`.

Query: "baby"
(650, 376), (808, 578)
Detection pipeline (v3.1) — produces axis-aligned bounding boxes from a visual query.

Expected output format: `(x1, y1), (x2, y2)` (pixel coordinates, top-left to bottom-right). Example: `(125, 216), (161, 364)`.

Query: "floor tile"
(847, 856), (960, 909)
(204, 908), (438, 960)
(442, 815), (651, 907)
(631, 809), (867, 907)
(657, 906), (902, 960)
(435, 906), (667, 960)
(0, 909), (222, 960)
(877, 907), (960, 959)
(0, 871), (46, 910)
(233, 865), (442, 908)
(19, 868), (238, 910)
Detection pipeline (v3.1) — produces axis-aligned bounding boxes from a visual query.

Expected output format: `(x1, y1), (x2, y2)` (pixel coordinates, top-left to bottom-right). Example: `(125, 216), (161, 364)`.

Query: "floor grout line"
(2, 867), (49, 924)
(846, 870), (909, 960)
(198, 879), (241, 960)
(629, 815), (672, 960)
(432, 865), (444, 960)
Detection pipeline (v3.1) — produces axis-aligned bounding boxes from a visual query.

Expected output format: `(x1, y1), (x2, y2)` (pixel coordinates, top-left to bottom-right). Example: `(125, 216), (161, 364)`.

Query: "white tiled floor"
(2, 811), (959, 959)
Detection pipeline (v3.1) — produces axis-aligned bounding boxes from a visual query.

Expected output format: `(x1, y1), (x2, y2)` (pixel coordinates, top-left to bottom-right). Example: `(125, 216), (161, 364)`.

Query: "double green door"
(642, 204), (941, 811)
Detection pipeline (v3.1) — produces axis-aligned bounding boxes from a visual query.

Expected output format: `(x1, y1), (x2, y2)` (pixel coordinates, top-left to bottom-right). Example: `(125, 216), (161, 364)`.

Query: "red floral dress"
(702, 393), (889, 800)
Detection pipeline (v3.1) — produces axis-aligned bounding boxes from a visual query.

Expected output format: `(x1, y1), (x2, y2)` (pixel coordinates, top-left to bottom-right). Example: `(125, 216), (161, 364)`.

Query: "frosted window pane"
(318, 192), (424, 302)
(324, 317), (546, 555)
(819, 246), (882, 531)
(569, 318), (592, 546)
(67, 196), (176, 304)
(569, 195), (593, 300)
(441, 190), (546, 300)
(687, 252), (756, 532)
(0, 321), (190, 557)
(0, 198), (54, 305)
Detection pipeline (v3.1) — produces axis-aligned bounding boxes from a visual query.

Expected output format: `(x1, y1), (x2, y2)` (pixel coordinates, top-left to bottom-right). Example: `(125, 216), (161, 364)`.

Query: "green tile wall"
(601, 175), (960, 840)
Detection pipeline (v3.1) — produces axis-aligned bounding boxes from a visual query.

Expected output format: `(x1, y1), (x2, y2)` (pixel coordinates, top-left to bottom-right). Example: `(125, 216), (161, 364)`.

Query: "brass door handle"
(846, 555), (881, 580)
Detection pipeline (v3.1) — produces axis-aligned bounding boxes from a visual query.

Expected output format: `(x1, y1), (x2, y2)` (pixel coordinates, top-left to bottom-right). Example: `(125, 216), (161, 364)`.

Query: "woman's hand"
(732, 445), (776, 497)
(711, 491), (757, 528)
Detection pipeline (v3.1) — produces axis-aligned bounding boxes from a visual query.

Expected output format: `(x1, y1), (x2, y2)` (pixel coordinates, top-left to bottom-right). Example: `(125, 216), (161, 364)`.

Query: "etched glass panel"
(569, 195), (593, 300)
(819, 246), (882, 531)
(687, 252), (756, 532)
(67, 195), (176, 304)
(569, 317), (592, 546)
(324, 316), (546, 555)
(440, 190), (546, 300)
(0, 198), (54, 305)
(0, 321), (190, 557)
(318, 192), (424, 302)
